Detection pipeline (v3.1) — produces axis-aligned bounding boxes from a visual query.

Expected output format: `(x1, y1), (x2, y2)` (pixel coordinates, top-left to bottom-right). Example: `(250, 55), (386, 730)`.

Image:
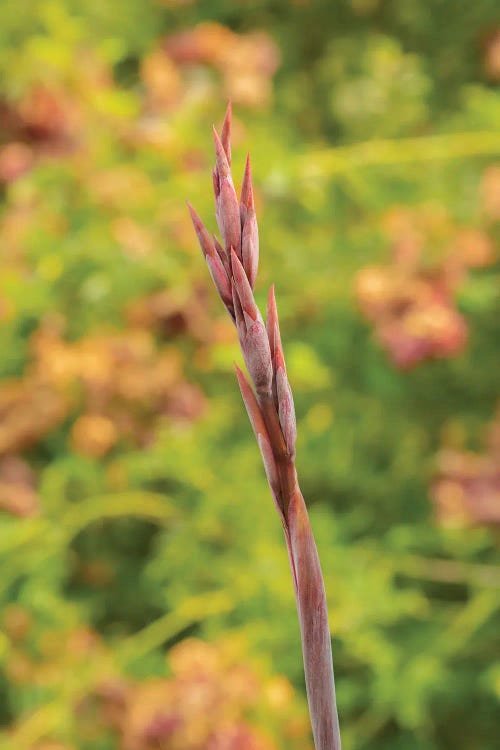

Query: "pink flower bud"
(230, 249), (260, 325)
(267, 285), (286, 410)
(240, 153), (254, 228)
(213, 128), (241, 258)
(242, 207), (259, 289)
(212, 126), (231, 182)
(276, 364), (297, 457)
(217, 190), (241, 260)
(242, 319), (273, 396)
(266, 285), (283, 369)
(216, 178), (241, 258)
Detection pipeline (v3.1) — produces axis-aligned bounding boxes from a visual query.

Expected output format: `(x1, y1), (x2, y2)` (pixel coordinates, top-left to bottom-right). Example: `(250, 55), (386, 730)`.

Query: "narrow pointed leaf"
(235, 365), (267, 436)
(232, 282), (247, 342)
(257, 432), (282, 511)
(212, 167), (220, 199)
(213, 234), (231, 276)
(187, 202), (216, 259)
(235, 366), (284, 518)
(242, 207), (259, 289)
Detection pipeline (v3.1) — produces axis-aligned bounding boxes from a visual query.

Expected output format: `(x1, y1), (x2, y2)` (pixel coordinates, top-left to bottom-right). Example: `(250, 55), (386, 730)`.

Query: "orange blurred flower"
(71, 415), (118, 458)
(0, 378), (68, 456)
(164, 23), (280, 107)
(432, 407), (500, 527)
(356, 205), (496, 368)
(0, 142), (33, 183)
(481, 164), (500, 221)
(0, 455), (40, 517)
(141, 49), (182, 111)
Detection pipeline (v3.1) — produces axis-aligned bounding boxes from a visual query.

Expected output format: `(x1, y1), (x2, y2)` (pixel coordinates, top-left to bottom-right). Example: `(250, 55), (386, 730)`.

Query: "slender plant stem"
(189, 104), (342, 749)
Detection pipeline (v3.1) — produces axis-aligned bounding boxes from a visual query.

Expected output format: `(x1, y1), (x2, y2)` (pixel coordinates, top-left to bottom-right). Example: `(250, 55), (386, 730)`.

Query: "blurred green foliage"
(0, 1), (499, 749)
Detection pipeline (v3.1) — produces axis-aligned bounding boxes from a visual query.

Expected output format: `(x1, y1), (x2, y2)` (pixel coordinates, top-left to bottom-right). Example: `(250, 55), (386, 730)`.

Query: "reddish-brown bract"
(188, 104), (341, 750)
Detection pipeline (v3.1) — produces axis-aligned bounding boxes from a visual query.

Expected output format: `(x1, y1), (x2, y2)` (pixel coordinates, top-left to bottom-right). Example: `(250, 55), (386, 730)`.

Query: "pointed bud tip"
(241, 153), (254, 209)
(212, 125), (223, 148)
(221, 103), (232, 160)
(230, 246), (240, 268)
(235, 363), (254, 398)
(223, 100), (232, 123)
(187, 202), (204, 233)
(267, 285), (279, 331)
(213, 126), (227, 166)
(275, 345), (285, 370)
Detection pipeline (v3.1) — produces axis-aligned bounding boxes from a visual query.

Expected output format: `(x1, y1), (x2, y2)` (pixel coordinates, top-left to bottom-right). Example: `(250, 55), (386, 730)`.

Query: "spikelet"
(189, 106), (341, 750)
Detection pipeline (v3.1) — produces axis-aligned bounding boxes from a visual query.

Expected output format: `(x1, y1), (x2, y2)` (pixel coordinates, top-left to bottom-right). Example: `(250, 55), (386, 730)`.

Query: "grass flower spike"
(189, 103), (341, 750)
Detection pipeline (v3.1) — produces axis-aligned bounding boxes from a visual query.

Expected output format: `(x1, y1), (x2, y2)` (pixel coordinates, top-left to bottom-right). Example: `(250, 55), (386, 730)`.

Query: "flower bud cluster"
(188, 105), (340, 750)
(189, 102), (297, 502)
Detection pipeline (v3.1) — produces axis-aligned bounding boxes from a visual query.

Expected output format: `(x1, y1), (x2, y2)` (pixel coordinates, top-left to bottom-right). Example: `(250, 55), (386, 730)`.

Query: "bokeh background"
(0, 1), (499, 749)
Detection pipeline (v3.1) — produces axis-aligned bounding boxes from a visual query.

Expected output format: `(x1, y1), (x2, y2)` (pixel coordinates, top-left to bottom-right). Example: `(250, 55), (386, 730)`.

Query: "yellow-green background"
(0, 1), (499, 748)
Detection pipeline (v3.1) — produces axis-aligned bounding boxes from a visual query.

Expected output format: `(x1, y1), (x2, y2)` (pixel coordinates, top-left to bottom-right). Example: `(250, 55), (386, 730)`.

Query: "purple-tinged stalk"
(188, 103), (341, 750)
